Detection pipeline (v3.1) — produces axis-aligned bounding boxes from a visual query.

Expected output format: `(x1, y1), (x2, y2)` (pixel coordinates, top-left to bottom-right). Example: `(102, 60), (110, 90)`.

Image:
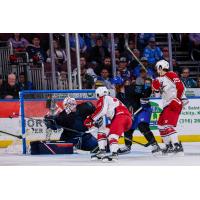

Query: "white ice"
(0, 142), (200, 166)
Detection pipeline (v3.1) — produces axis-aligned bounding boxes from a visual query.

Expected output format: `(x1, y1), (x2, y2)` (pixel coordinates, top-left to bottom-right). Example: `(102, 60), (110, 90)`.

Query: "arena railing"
(0, 41), (12, 79)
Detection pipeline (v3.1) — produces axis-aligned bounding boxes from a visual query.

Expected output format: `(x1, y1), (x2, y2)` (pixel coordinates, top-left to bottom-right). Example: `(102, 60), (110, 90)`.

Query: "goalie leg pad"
(30, 141), (74, 155)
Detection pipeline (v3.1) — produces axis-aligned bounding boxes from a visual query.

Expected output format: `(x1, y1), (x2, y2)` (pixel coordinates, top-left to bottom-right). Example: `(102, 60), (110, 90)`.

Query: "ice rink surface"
(0, 142), (200, 166)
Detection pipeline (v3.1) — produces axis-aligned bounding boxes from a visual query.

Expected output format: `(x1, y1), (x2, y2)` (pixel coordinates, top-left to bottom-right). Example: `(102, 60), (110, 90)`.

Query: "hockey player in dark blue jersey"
(118, 77), (162, 155)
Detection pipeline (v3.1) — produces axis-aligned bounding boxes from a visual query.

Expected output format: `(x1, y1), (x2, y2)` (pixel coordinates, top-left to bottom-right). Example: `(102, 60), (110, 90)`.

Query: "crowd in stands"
(0, 33), (200, 99)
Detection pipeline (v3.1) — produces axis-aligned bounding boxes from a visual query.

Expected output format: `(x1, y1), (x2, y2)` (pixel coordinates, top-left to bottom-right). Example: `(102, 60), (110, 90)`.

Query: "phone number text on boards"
(179, 118), (200, 124)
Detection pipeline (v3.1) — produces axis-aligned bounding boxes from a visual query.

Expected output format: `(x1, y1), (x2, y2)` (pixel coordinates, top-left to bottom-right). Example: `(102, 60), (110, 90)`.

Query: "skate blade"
(118, 150), (131, 155)
(162, 152), (174, 157)
(102, 158), (118, 163)
(91, 157), (102, 161)
(173, 152), (184, 157)
(152, 151), (163, 157)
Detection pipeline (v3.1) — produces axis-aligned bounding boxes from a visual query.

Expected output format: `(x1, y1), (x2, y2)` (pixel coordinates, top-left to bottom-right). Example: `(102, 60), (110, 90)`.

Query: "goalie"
(44, 97), (98, 152)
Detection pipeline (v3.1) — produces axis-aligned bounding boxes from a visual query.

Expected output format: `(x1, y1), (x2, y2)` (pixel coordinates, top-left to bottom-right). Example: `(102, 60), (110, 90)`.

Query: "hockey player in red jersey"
(84, 86), (132, 161)
(152, 60), (188, 155)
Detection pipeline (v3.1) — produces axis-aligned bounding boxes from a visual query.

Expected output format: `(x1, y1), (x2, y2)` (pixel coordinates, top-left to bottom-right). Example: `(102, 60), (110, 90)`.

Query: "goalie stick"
(0, 130), (23, 139)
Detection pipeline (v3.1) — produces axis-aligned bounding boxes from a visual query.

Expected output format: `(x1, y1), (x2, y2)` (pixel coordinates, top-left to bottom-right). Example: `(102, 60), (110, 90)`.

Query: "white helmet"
(156, 60), (169, 74)
(95, 87), (109, 99)
(63, 97), (77, 114)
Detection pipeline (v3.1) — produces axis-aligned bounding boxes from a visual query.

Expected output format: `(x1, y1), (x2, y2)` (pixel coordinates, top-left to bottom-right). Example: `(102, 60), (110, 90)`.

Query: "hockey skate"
(162, 142), (174, 155)
(151, 143), (162, 156)
(102, 152), (118, 162)
(173, 142), (184, 156)
(118, 145), (131, 155)
(91, 149), (106, 161)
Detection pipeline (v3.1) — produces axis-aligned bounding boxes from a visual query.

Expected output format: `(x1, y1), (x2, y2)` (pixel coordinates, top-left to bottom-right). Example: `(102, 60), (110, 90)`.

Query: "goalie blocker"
(30, 141), (74, 155)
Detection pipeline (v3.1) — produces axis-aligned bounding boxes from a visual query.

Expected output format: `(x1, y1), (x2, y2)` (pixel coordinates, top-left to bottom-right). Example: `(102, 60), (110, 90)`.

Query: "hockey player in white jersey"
(152, 60), (188, 155)
(84, 87), (132, 161)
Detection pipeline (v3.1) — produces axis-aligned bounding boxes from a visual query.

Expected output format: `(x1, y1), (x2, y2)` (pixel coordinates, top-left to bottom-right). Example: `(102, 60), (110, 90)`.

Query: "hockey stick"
(133, 107), (142, 116)
(0, 130), (22, 139)
(124, 136), (150, 147)
(124, 34), (147, 72)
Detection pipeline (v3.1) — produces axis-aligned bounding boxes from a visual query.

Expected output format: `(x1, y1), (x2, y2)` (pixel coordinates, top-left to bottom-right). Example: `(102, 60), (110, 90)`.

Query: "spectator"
(189, 33), (200, 60)
(72, 64), (94, 89)
(69, 34), (87, 53)
(94, 57), (112, 76)
(94, 79), (106, 88)
(96, 68), (114, 89)
(162, 47), (179, 74)
(46, 40), (67, 71)
(132, 57), (155, 79)
(162, 47), (177, 66)
(117, 57), (131, 81)
(103, 34), (119, 53)
(89, 36), (110, 64)
(137, 33), (155, 52)
(84, 33), (101, 50)
(115, 48), (121, 59)
(8, 33), (29, 51)
(143, 37), (163, 65)
(17, 72), (34, 91)
(115, 80), (131, 107)
(80, 56), (97, 80)
(58, 71), (68, 89)
(81, 68), (95, 89)
(189, 34), (200, 50)
(180, 68), (197, 88)
(1, 73), (20, 99)
(135, 69), (149, 86)
(26, 35), (47, 63)
(0, 74), (4, 97)
(197, 77), (200, 88)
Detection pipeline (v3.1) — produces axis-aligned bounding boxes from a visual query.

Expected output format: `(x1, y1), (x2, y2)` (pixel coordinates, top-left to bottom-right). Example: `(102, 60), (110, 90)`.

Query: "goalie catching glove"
(44, 115), (58, 130)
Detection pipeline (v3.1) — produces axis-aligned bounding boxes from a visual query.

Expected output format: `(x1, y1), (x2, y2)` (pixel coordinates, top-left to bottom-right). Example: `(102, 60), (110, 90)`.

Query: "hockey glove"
(152, 79), (160, 92)
(181, 98), (189, 108)
(94, 117), (103, 128)
(140, 98), (149, 108)
(44, 115), (58, 130)
(84, 116), (94, 129)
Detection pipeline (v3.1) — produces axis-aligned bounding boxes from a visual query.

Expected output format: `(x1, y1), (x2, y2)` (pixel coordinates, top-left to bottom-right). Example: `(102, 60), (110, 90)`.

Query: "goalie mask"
(63, 97), (77, 114)
(95, 86), (109, 99)
(155, 60), (169, 75)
